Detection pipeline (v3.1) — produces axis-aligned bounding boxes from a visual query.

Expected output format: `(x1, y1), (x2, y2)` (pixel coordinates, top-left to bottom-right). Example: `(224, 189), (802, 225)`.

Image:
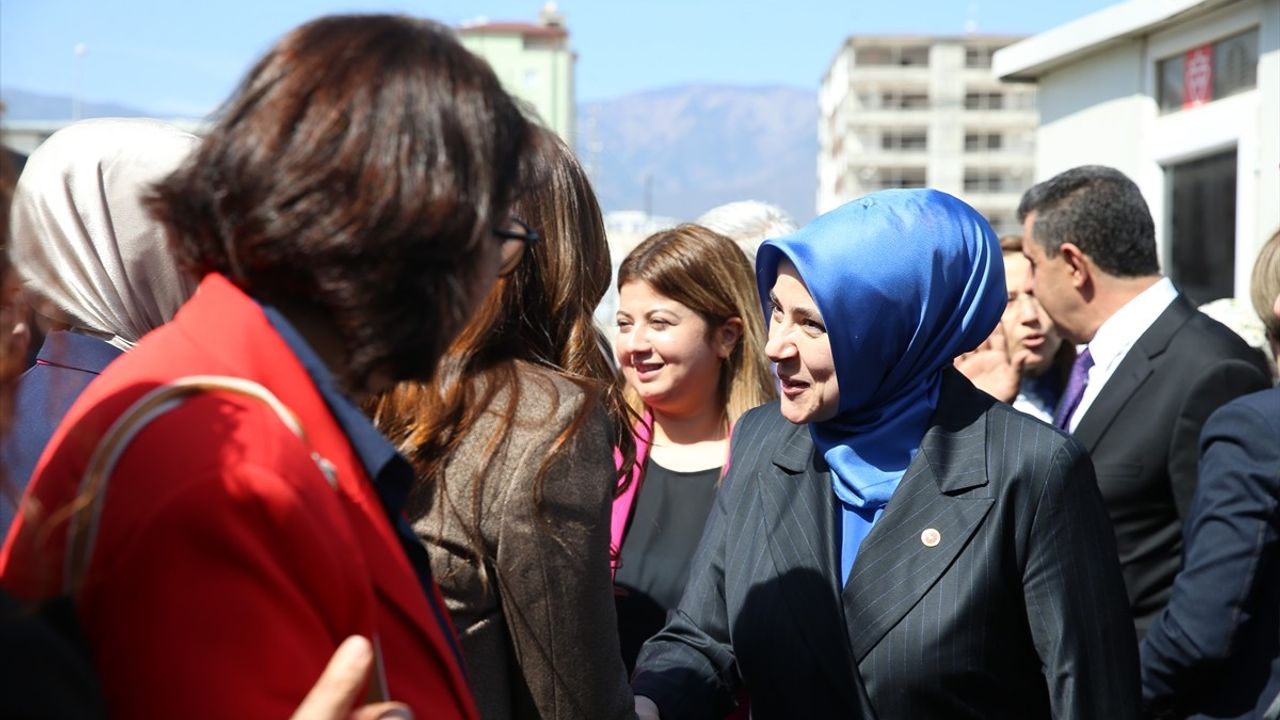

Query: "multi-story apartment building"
(818, 35), (1037, 234)
(457, 3), (576, 146)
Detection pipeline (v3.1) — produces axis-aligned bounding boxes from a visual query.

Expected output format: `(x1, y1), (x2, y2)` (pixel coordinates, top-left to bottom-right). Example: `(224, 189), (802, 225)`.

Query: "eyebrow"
(794, 305), (824, 323)
(616, 307), (679, 320)
(770, 292), (823, 323)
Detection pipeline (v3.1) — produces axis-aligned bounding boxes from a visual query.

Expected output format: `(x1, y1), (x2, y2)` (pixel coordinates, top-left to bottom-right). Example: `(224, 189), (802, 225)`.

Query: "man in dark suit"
(1017, 166), (1271, 637)
(1140, 232), (1280, 719)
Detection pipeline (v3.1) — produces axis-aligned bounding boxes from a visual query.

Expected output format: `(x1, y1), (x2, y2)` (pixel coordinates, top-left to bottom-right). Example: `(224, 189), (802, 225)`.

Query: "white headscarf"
(9, 118), (200, 351)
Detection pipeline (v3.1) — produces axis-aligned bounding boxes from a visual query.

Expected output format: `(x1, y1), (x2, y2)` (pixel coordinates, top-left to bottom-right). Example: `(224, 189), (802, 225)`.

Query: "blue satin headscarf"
(755, 189), (1004, 584)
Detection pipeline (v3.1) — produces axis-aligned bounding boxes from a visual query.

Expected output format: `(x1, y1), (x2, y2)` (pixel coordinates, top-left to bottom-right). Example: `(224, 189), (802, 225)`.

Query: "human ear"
(1060, 242), (1090, 289)
(717, 318), (744, 359)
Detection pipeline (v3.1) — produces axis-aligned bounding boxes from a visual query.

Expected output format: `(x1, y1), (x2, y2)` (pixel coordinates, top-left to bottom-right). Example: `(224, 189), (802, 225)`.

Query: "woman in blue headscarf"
(630, 189), (1141, 719)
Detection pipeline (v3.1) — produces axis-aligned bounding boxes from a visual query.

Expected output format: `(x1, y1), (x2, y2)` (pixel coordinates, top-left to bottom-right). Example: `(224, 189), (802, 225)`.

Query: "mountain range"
(1, 87), (151, 122)
(578, 84), (817, 223)
(1, 83), (818, 222)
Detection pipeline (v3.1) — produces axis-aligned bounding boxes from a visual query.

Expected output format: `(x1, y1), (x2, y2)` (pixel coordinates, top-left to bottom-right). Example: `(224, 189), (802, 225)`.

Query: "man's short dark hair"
(147, 15), (534, 390)
(1016, 165), (1159, 278)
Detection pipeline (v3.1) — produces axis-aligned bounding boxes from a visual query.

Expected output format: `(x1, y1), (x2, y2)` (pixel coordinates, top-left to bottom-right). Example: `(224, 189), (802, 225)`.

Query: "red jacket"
(1, 274), (478, 719)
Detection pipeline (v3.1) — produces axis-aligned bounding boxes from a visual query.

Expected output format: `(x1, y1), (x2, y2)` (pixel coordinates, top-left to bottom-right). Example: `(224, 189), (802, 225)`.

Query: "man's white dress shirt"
(1067, 277), (1178, 433)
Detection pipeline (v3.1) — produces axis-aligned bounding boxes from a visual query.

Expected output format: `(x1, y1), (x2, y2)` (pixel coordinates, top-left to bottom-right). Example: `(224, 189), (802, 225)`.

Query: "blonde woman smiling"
(610, 225), (774, 671)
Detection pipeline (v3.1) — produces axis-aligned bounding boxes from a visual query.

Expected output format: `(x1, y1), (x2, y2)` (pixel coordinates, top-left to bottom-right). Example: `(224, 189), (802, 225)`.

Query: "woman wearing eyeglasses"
(0, 15), (536, 719)
(369, 130), (636, 720)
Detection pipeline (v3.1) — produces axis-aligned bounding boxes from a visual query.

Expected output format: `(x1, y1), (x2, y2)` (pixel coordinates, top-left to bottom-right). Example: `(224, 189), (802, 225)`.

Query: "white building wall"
(927, 44), (966, 195)
(1032, 40), (1148, 181)
(1024, 0), (1279, 298)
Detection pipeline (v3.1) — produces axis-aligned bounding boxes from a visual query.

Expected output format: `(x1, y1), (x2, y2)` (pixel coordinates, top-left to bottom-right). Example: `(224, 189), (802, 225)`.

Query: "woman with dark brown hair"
(0, 15), (534, 719)
(610, 225), (775, 672)
(369, 131), (635, 720)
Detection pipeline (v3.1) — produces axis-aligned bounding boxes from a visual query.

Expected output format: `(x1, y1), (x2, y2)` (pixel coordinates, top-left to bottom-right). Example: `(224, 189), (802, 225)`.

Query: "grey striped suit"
(632, 368), (1141, 719)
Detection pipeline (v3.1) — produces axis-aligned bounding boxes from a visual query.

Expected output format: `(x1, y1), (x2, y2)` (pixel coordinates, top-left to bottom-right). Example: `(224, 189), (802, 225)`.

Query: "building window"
(964, 92), (1004, 110)
(880, 90), (930, 110)
(965, 47), (992, 68)
(1157, 28), (1258, 113)
(1012, 90), (1037, 110)
(986, 214), (1017, 235)
(964, 169), (1014, 193)
(856, 45), (929, 67)
(964, 132), (1003, 151)
(881, 130), (928, 151)
(873, 167), (927, 189)
(1165, 149), (1237, 304)
(899, 46), (930, 67)
(856, 46), (892, 65)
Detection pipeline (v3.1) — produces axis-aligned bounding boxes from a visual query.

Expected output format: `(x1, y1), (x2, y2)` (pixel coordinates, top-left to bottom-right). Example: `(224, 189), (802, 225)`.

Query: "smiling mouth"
(778, 376), (809, 398)
(633, 361), (664, 378)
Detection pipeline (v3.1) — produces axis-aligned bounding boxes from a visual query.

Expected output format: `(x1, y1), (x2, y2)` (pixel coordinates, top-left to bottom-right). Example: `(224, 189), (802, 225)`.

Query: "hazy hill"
(3, 84), (819, 223)
(0, 87), (151, 121)
(578, 84), (817, 223)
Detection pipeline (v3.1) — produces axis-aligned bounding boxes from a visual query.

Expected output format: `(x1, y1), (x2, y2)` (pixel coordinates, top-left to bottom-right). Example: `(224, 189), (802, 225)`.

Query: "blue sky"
(2, 0), (1118, 116)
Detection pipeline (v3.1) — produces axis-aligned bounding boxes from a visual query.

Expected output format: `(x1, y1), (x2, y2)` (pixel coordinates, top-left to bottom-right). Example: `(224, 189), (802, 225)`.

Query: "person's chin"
(779, 396), (814, 425)
(1021, 356), (1051, 376)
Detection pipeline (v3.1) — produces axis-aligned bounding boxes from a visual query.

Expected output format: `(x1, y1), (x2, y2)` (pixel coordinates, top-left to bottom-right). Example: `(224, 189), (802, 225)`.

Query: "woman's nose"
(1016, 294), (1040, 323)
(626, 326), (652, 353)
(765, 330), (796, 361)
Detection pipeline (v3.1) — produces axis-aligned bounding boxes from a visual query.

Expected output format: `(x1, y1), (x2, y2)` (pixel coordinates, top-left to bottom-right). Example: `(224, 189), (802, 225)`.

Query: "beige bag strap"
(61, 374), (392, 704)
(63, 375), (310, 596)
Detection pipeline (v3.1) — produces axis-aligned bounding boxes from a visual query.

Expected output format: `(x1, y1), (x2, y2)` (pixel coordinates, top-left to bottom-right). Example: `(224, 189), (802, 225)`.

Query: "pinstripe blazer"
(632, 368), (1141, 719)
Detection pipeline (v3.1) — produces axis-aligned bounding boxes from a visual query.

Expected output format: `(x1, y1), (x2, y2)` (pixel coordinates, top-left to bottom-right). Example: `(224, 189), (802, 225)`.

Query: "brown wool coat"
(410, 361), (635, 720)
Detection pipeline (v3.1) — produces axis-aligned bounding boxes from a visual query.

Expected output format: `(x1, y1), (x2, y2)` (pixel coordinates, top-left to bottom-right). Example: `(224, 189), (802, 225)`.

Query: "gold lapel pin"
(921, 528), (941, 547)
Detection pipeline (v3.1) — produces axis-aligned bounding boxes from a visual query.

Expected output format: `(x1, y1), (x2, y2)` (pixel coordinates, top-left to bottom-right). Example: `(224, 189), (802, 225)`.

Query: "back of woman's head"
(618, 224), (775, 423)
(373, 130), (630, 468)
(10, 118), (199, 349)
(368, 130), (626, 573)
(147, 14), (534, 389)
(439, 130), (613, 376)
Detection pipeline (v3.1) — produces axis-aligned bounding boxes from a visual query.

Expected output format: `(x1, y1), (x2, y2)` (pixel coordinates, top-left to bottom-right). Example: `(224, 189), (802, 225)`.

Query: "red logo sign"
(1184, 45), (1213, 108)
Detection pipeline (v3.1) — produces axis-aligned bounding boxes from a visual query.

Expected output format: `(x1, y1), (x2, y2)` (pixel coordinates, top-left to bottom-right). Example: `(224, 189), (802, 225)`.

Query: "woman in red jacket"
(0, 15), (535, 719)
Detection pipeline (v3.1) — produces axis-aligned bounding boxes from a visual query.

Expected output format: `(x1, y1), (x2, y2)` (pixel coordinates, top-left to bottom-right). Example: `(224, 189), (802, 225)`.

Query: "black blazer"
(1140, 386), (1280, 720)
(1073, 295), (1270, 636)
(632, 369), (1141, 719)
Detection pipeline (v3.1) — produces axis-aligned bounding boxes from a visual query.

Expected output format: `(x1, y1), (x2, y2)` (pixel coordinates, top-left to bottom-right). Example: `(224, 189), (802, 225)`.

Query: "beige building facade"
(457, 4), (576, 146)
(819, 35), (1038, 234)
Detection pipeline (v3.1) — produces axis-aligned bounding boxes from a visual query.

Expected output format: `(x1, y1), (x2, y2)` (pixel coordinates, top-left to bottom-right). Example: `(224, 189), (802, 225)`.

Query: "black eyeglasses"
(494, 215), (541, 246)
(494, 214), (541, 276)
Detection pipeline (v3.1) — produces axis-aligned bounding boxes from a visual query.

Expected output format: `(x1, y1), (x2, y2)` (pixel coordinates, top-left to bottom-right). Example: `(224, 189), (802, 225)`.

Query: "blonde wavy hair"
(617, 224), (776, 426)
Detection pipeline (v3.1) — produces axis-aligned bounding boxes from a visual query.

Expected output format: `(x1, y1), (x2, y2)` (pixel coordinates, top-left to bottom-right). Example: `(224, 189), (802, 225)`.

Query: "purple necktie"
(1054, 348), (1094, 430)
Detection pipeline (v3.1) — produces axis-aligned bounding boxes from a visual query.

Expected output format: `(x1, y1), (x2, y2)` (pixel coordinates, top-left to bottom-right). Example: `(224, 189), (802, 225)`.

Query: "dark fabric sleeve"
(630, 419), (755, 720)
(1024, 439), (1142, 719)
(1168, 359), (1270, 521)
(1141, 396), (1280, 715)
(492, 403), (637, 720)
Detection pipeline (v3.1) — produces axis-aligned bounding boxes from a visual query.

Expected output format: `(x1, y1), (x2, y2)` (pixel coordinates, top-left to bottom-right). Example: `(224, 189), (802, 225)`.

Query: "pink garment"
(610, 410), (653, 578)
(609, 410), (734, 578)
